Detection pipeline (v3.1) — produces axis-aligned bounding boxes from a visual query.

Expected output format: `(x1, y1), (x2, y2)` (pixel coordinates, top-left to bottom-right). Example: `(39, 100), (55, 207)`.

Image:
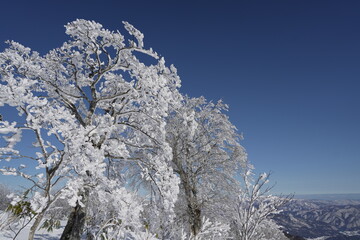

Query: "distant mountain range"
(294, 194), (360, 201)
(274, 194), (360, 240)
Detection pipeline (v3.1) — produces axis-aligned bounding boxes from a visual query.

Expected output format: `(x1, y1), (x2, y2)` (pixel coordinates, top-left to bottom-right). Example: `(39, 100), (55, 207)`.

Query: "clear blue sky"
(0, 0), (359, 195)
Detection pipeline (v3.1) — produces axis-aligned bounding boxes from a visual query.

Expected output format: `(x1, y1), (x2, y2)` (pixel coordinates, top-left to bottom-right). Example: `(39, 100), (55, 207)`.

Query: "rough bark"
(187, 191), (202, 235)
(182, 177), (202, 236)
(60, 201), (87, 240)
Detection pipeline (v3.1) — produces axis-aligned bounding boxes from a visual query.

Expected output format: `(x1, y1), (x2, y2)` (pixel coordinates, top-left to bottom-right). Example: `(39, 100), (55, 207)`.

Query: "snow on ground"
(0, 226), (63, 240)
(0, 211), (64, 240)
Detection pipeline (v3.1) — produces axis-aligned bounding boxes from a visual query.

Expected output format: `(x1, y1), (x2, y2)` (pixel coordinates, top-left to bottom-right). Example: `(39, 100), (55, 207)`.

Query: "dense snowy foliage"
(165, 96), (247, 237)
(0, 20), (289, 239)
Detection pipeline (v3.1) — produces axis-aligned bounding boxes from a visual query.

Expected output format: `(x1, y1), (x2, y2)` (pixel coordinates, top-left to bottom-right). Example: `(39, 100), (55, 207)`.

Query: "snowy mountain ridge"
(274, 197), (360, 240)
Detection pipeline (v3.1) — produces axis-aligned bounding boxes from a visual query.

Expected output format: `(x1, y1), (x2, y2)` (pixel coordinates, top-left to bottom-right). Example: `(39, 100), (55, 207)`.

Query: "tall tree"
(165, 96), (248, 237)
(0, 19), (181, 239)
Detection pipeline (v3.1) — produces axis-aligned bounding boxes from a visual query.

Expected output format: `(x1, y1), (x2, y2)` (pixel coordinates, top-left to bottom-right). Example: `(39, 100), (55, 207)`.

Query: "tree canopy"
(0, 19), (290, 240)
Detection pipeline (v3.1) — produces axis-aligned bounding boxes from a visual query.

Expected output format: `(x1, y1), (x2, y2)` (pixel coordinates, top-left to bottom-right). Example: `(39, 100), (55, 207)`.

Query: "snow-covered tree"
(165, 96), (247, 237)
(230, 167), (292, 240)
(0, 18), (294, 240)
(0, 19), (181, 239)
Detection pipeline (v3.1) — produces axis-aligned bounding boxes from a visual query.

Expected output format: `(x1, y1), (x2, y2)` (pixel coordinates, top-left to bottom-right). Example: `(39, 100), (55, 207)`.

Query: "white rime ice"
(0, 19), (181, 239)
(0, 19), (289, 240)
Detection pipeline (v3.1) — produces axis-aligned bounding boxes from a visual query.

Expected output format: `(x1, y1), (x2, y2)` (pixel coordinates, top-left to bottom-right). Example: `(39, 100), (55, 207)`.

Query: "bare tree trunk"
(183, 180), (202, 236)
(173, 146), (203, 237)
(60, 188), (89, 240)
(187, 201), (202, 236)
(193, 207), (201, 236)
(28, 212), (45, 240)
(60, 201), (87, 240)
